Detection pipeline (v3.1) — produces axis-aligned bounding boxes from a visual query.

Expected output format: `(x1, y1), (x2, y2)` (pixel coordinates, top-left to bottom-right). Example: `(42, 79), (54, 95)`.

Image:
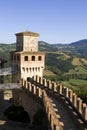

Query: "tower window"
(38, 56), (42, 61)
(32, 56), (35, 61)
(24, 56), (28, 61)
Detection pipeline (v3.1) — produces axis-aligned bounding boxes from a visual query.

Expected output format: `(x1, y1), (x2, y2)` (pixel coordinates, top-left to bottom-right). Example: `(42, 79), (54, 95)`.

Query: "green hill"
(38, 41), (58, 51)
(53, 39), (87, 58)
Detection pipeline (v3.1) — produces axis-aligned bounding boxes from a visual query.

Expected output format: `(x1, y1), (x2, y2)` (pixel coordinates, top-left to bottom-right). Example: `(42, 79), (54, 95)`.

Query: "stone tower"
(10, 31), (45, 83)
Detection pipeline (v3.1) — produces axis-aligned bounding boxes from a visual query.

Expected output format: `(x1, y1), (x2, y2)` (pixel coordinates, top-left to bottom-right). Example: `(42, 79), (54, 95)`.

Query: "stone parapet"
(77, 98), (83, 114)
(57, 84), (62, 94)
(83, 105), (87, 120)
(52, 81), (57, 92)
(43, 78), (47, 87)
(47, 80), (52, 89)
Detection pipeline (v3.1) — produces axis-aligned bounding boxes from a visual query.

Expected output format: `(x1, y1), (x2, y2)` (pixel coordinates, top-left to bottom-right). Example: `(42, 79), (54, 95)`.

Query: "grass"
(67, 65), (87, 74)
(62, 79), (87, 101)
(68, 79), (87, 87)
(81, 58), (87, 64)
(56, 52), (70, 60)
(72, 57), (87, 66)
(43, 69), (56, 76)
(62, 79), (87, 89)
(77, 66), (87, 74)
(47, 51), (70, 60)
(62, 80), (78, 92)
(4, 75), (12, 83)
(72, 58), (81, 65)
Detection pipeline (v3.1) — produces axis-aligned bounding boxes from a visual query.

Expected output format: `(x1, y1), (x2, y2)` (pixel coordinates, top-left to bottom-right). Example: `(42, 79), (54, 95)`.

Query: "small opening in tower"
(32, 56), (35, 61)
(38, 56), (42, 61)
(24, 56), (28, 61)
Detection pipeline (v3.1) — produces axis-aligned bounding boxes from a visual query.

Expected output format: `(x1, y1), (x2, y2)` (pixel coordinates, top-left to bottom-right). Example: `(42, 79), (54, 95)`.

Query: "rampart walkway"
(49, 94), (83, 130)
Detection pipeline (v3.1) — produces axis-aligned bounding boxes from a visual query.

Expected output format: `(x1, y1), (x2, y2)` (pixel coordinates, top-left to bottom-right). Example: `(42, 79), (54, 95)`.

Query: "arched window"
(26, 68), (28, 72)
(33, 68), (34, 72)
(35, 67), (37, 71)
(38, 67), (40, 71)
(22, 67), (25, 72)
(38, 56), (42, 61)
(32, 56), (35, 61)
(24, 56), (28, 61)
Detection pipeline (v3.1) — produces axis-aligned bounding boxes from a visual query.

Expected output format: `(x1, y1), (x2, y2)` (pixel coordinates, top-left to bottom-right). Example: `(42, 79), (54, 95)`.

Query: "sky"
(0, 0), (87, 44)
